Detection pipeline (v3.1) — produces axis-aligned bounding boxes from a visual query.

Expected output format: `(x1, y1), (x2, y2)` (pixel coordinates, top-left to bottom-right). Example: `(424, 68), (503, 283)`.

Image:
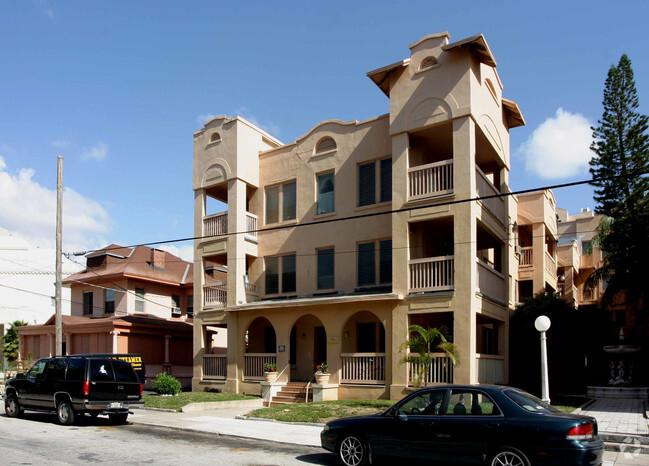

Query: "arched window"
(420, 56), (438, 70)
(314, 137), (336, 155)
(209, 132), (221, 143)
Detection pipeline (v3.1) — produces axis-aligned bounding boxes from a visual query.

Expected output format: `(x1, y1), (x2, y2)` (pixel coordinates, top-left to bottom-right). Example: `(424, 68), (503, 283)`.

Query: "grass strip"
(143, 392), (259, 411)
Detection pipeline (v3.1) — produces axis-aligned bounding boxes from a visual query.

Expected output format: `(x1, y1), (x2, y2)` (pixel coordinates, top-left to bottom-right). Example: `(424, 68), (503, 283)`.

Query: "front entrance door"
(314, 326), (326, 370)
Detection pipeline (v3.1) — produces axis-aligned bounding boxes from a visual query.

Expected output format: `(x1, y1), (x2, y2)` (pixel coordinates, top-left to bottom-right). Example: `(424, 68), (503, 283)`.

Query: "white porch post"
(110, 330), (120, 353)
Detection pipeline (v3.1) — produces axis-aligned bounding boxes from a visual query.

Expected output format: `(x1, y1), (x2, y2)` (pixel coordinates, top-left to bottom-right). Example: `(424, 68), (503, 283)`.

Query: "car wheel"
(57, 399), (76, 425)
(489, 448), (530, 466)
(109, 413), (128, 424)
(338, 435), (368, 466)
(4, 393), (23, 418)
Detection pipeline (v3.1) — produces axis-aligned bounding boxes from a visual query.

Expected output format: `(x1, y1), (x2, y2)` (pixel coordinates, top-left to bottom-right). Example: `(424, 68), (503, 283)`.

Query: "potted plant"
(315, 362), (330, 384)
(263, 362), (278, 382)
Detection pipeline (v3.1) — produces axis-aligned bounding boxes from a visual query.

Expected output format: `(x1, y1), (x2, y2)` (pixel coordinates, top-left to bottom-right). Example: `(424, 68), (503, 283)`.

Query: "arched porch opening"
(340, 311), (386, 385)
(244, 317), (276, 381)
(289, 314), (326, 382)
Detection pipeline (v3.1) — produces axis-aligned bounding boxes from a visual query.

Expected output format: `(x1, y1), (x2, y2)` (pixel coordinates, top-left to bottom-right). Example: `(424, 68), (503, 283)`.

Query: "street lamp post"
(535, 315), (551, 404)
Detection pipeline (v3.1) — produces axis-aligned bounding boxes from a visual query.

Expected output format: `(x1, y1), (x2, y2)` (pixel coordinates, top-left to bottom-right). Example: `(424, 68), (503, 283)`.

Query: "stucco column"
(452, 116), (478, 385)
(227, 178), (247, 307)
(110, 330), (120, 353)
(164, 335), (171, 364)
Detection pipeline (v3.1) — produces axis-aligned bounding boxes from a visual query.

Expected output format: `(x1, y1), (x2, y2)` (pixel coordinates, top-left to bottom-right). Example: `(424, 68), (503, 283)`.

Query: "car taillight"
(83, 380), (90, 396)
(567, 423), (594, 440)
(139, 383), (143, 396)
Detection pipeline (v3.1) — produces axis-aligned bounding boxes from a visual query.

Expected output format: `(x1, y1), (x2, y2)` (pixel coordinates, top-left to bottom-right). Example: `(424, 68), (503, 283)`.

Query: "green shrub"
(151, 372), (182, 395)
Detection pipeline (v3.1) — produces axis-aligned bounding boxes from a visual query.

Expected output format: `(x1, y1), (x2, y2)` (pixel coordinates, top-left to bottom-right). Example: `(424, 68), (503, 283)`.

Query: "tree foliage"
(399, 325), (457, 388)
(1, 320), (28, 362)
(589, 54), (649, 311)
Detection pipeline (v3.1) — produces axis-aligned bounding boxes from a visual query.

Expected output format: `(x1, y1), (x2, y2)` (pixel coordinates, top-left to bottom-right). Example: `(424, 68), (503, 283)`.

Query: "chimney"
(151, 249), (165, 269)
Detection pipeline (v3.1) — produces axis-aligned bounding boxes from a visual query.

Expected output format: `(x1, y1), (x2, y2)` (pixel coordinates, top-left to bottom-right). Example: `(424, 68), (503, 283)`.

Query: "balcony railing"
(476, 259), (506, 303)
(244, 353), (276, 381)
(204, 284), (227, 309)
(340, 353), (386, 385)
(408, 160), (453, 200)
(476, 167), (506, 224)
(545, 251), (557, 278)
(409, 256), (454, 293)
(476, 356), (504, 384)
(519, 246), (533, 266)
(202, 212), (258, 239)
(408, 353), (454, 386)
(202, 354), (227, 379)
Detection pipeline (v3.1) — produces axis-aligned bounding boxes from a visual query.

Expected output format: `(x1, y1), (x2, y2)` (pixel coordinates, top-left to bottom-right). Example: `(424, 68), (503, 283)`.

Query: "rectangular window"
(357, 239), (392, 287)
(317, 247), (335, 290)
(187, 295), (194, 317)
(265, 253), (296, 295)
(265, 181), (296, 224)
(358, 157), (392, 206)
(83, 291), (93, 315)
(317, 171), (335, 214)
(105, 289), (115, 314)
(135, 288), (145, 313)
(582, 240), (590, 255)
(172, 295), (181, 316)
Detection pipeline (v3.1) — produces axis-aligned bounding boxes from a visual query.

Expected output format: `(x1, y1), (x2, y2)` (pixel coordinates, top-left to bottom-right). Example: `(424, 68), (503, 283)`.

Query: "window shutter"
(379, 239), (392, 284)
(266, 186), (279, 224)
(358, 242), (376, 287)
(282, 254), (296, 293)
(282, 182), (296, 221)
(317, 248), (335, 290)
(265, 256), (279, 294)
(317, 172), (335, 214)
(380, 158), (392, 203)
(358, 162), (376, 206)
(315, 137), (337, 154)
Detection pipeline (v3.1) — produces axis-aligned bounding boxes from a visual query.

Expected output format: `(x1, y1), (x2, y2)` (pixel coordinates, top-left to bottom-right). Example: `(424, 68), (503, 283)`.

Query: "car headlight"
(323, 424), (330, 432)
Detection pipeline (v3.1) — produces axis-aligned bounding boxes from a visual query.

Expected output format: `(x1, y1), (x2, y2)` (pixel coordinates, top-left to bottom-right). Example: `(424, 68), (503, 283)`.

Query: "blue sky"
(1, 1), (647, 260)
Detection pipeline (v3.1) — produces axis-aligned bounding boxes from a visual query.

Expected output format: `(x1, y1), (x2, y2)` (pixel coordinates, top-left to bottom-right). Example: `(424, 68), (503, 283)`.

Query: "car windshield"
(505, 389), (560, 413)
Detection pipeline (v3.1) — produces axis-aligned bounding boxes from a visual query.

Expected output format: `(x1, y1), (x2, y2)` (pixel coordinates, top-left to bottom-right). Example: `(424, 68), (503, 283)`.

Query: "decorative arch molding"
(407, 97), (454, 131)
(477, 114), (504, 156)
(201, 160), (231, 188)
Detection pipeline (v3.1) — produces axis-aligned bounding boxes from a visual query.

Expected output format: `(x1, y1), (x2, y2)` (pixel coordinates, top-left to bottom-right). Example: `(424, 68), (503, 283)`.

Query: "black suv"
(3, 356), (143, 425)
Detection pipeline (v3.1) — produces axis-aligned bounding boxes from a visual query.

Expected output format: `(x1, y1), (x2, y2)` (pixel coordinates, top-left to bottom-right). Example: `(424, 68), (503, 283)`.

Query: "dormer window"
(419, 56), (438, 70)
(209, 132), (221, 143)
(314, 137), (336, 155)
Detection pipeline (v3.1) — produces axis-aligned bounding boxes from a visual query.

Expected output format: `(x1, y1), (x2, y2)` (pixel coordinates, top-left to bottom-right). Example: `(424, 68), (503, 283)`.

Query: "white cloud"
(158, 243), (194, 263)
(80, 142), (108, 161)
(0, 156), (113, 253)
(518, 108), (593, 180)
(33, 0), (54, 18)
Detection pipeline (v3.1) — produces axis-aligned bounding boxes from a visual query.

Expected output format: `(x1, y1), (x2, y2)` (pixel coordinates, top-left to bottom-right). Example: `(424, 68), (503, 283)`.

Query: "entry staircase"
(266, 382), (313, 407)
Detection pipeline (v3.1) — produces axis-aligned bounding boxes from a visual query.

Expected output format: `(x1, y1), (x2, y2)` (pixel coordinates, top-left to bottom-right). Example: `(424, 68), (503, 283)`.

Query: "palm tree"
(399, 325), (457, 388)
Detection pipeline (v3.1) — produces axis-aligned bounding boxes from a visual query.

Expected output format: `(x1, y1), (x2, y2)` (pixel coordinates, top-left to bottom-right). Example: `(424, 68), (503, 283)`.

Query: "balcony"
(340, 353), (386, 385)
(476, 166), (506, 224)
(204, 284), (227, 309)
(409, 256), (454, 293)
(407, 353), (454, 386)
(203, 212), (258, 239)
(202, 354), (227, 379)
(476, 355), (504, 384)
(519, 246), (533, 266)
(476, 259), (506, 303)
(243, 353), (276, 381)
(408, 160), (453, 200)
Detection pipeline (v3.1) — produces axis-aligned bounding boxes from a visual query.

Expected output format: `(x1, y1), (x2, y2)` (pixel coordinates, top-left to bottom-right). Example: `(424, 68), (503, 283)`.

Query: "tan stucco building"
(192, 32), (526, 400)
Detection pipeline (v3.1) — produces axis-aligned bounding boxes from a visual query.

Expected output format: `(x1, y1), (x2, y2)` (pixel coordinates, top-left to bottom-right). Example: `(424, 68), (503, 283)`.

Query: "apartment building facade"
(192, 32), (524, 400)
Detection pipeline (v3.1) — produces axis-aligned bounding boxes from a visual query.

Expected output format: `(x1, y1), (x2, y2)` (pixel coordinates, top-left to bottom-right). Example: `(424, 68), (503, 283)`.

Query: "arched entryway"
(289, 314), (327, 382)
(340, 311), (386, 385)
(244, 317), (276, 381)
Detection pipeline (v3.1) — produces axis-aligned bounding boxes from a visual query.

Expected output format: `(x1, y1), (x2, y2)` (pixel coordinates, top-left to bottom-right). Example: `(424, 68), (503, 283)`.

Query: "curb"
(243, 416), (325, 428)
(180, 398), (262, 413)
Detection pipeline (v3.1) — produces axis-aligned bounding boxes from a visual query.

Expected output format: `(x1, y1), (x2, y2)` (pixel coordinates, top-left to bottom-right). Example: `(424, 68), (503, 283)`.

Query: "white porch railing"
(519, 246), (533, 266)
(204, 212), (228, 237)
(476, 259), (506, 303)
(408, 353), (454, 386)
(408, 160), (453, 200)
(204, 284), (227, 308)
(246, 213), (258, 239)
(476, 356), (504, 384)
(409, 256), (454, 293)
(340, 353), (386, 385)
(475, 167), (506, 223)
(244, 353), (276, 381)
(202, 354), (227, 379)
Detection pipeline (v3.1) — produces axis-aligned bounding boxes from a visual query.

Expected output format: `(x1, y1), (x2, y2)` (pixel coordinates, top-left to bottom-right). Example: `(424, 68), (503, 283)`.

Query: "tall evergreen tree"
(589, 54), (649, 312)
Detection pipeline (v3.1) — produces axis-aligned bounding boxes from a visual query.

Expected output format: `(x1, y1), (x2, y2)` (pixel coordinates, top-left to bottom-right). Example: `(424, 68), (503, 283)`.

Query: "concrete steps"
(267, 382), (313, 407)
(601, 433), (649, 456)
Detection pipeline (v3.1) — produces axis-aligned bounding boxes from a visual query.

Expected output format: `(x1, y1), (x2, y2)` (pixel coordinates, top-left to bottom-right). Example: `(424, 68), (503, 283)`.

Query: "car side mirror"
(15, 373), (26, 380)
(397, 411), (408, 421)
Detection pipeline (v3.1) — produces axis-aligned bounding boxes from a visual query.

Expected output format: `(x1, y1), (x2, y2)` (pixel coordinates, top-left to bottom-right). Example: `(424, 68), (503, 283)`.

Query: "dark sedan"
(321, 385), (603, 466)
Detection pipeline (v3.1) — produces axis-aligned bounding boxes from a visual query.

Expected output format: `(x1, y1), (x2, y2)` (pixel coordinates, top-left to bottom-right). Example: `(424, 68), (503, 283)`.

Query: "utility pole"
(55, 155), (63, 356)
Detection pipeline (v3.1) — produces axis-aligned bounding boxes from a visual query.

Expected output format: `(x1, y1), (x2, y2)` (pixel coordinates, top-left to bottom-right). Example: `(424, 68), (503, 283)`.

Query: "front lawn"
(143, 392), (259, 411)
(247, 399), (395, 423)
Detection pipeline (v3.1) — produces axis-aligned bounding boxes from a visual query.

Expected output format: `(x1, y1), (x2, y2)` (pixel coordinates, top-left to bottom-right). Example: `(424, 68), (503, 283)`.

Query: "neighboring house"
(192, 32), (525, 400)
(0, 227), (83, 335)
(17, 245), (220, 387)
